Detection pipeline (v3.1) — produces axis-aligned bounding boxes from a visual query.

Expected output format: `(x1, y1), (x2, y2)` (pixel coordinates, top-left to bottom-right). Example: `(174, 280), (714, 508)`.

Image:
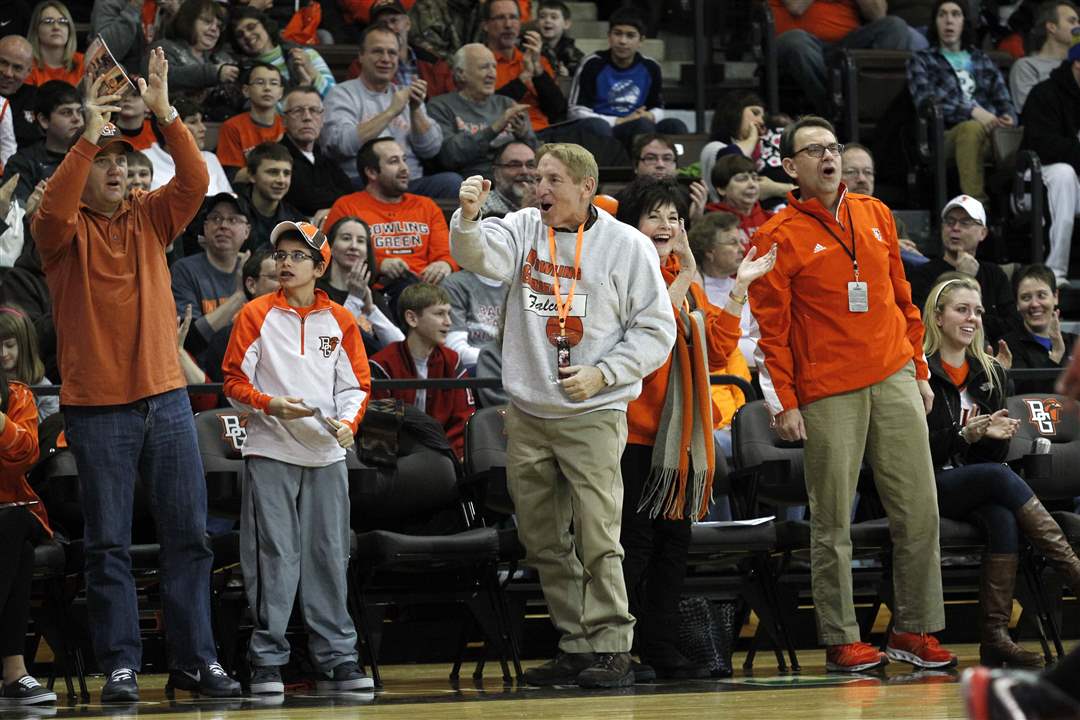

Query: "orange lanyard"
(547, 223), (585, 335)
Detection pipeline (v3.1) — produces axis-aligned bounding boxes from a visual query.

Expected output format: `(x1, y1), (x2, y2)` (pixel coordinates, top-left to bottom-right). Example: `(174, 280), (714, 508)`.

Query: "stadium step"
(576, 37), (665, 59)
(564, 2), (598, 21)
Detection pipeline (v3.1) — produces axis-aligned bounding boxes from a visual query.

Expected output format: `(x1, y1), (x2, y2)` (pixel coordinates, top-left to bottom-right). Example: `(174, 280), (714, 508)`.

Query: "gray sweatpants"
(240, 456), (357, 670)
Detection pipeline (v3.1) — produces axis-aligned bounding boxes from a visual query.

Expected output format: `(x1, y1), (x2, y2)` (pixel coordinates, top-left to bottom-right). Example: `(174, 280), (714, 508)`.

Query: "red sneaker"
(886, 631), (957, 669)
(825, 642), (888, 673)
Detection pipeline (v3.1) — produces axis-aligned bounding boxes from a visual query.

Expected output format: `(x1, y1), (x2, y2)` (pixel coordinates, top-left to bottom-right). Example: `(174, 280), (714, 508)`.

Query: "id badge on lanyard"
(848, 281), (869, 313)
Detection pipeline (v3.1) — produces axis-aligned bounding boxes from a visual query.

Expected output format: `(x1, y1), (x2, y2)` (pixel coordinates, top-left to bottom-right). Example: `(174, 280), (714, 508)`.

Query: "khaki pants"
(505, 405), (634, 653)
(944, 119), (990, 204)
(801, 362), (945, 645)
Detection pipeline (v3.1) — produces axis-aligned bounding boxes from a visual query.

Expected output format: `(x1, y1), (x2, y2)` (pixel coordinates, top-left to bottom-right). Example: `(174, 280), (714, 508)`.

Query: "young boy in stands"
(369, 283), (475, 460)
(126, 150), (153, 194)
(535, 0), (585, 78)
(222, 220), (372, 695)
(706, 154), (773, 249)
(216, 63), (285, 180)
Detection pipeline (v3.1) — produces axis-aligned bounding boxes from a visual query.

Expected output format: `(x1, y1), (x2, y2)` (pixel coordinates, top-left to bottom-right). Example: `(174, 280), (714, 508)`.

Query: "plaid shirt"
(906, 48), (1016, 128)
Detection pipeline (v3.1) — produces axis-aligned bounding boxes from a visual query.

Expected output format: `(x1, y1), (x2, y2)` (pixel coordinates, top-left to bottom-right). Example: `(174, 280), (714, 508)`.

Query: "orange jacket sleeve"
(0, 384), (39, 474)
(222, 302), (273, 413)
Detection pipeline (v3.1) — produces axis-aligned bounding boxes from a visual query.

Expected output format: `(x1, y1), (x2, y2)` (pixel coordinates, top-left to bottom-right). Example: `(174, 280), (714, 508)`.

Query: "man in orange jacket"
(749, 116), (955, 674)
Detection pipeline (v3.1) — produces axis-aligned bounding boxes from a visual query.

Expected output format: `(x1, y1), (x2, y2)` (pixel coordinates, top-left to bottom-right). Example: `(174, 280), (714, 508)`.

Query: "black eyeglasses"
(793, 143), (844, 159)
(272, 250), (315, 263)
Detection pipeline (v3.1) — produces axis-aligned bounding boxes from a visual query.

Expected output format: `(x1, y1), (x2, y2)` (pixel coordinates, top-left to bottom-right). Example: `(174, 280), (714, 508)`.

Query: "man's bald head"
(0, 35), (33, 97)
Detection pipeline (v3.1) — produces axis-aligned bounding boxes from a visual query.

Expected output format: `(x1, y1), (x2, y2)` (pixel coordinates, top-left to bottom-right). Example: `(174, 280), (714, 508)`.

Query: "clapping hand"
(963, 409), (1019, 443)
(138, 47), (171, 120)
(82, 74), (124, 143)
(346, 260), (373, 310)
(735, 243), (778, 287)
(460, 175), (491, 221)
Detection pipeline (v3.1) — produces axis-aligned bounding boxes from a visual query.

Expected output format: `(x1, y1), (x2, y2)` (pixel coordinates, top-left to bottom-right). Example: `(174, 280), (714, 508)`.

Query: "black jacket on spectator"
(281, 134), (353, 217)
(926, 352), (1011, 470)
(909, 258), (1019, 343)
(5, 83), (40, 148)
(1020, 60), (1080, 172)
(2, 142), (65, 203)
(1001, 327), (1077, 394)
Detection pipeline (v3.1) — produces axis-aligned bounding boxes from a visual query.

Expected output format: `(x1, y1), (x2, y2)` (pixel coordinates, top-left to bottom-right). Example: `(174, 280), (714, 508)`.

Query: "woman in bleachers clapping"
(1002, 265), (1075, 393)
(157, 0), (240, 95)
(25, 1), (83, 87)
(906, 0), (1016, 205)
(0, 307), (57, 423)
(228, 8), (335, 98)
(0, 369), (55, 706)
(922, 276), (1080, 668)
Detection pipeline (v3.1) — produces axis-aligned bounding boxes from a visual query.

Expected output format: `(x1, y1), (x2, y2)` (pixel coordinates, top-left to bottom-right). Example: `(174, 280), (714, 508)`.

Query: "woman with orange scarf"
(614, 177), (776, 679)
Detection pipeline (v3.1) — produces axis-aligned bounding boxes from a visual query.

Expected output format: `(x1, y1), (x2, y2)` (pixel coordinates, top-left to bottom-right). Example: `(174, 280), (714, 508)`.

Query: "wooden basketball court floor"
(0, 645), (1000, 720)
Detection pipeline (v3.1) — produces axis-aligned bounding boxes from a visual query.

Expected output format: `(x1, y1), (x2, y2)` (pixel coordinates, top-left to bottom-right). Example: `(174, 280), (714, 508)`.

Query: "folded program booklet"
(83, 35), (138, 98)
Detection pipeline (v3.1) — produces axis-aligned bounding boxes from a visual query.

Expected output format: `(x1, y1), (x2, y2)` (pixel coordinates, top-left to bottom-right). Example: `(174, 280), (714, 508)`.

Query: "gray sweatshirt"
(450, 206), (675, 419)
(320, 77), (443, 186)
(427, 91), (538, 177)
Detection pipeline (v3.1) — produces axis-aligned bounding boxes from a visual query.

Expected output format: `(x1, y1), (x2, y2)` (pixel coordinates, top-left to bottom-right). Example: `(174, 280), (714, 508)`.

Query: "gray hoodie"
(450, 206), (675, 419)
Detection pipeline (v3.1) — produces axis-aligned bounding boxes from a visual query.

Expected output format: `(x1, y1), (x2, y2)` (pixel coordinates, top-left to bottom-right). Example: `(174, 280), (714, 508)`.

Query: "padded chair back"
(731, 400), (808, 507)
(350, 448), (461, 530)
(194, 408), (248, 515)
(464, 406), (515, 517)
(1006, 393), (1080, 500)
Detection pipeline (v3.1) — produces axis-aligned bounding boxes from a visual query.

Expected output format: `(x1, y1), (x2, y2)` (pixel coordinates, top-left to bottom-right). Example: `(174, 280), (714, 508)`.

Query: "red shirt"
(769, 0), (861, 42)
(0, 382), (47, 535)
(216, 113), (284, 168)
(26, 52), (84, 87)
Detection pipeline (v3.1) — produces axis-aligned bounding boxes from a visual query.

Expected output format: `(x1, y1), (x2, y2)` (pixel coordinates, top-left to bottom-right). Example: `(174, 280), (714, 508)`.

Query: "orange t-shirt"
(26, 52), (85, 87)
(495, 47), (556, 131)
(942, 358), (970, 389)
(323, 191), (455, 278)
(769, 0), (861, 43)
(215, 113), (284, 168)
(120, 119), (157, 151)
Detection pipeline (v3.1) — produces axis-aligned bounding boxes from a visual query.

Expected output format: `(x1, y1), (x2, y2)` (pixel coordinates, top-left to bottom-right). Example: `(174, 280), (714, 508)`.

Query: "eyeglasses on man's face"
(272, 250), (315, 263)
(206, 214), (248, 226)
(640, 153), (676, 165)
(284, 106), (324, 117)
(943, 216), (981, 229)
(793, 143), (844, 159)
(494, 160), (537, 170)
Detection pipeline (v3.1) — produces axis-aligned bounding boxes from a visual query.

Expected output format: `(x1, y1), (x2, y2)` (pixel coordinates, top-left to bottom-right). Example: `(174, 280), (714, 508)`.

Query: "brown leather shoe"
(1015, 497), (1080, 594)
(977, 554), (1044, 669)
(577, 652), (634, 688)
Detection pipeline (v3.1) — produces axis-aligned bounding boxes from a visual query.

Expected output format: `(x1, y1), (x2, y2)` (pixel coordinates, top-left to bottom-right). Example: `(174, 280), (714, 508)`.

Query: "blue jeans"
(936, 462), (1034, 553)
(64, 388), (217, 673)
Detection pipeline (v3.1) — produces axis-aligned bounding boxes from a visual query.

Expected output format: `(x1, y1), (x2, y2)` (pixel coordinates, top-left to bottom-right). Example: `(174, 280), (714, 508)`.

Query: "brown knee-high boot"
(1015, 497), (1080, 594)
(978, 555), (1044, 668)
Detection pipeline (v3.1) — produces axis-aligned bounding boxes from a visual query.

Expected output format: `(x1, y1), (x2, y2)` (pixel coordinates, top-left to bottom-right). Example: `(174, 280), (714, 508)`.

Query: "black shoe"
(631, 660), (656, 682)
(577, 652), (634, 689)
(0, 675), (57, 705)
(248, 666), (284, 695)
(101, 668), (139, 703)
(315, 661), (374, 691)
(167, 662), (241, 698)
(962, 666), (1080, 720)
(522, 652), (597, 686)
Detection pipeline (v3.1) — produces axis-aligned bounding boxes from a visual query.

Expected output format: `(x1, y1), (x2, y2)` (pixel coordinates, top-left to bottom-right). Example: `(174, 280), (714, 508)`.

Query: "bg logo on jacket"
(219, 413), (248, 452)
(319, 336), (340, 357)
(1024, 397), (1063, 435)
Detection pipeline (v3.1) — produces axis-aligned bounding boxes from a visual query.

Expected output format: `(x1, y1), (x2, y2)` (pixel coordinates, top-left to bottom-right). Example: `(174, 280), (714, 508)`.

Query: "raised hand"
(138, 47), (171, 119)
(177, 304), (193, 350)
(736, 243), (778, 287)
(408, 79), (428, 109)
(992, 339), (1012, 370)
(346, 260), (372, 306)
(82, 74), (124, 144)
(24, 180), (46, 217)
(391, 85), (412, 114)
(688, 181), (707, 221)
(1049, 309), (1067, 363)
(460, 175), (491, 221)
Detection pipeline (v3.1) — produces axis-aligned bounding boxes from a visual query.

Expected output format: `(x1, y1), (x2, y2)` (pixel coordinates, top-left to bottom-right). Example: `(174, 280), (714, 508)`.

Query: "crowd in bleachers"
(0, 0), (1079, 711)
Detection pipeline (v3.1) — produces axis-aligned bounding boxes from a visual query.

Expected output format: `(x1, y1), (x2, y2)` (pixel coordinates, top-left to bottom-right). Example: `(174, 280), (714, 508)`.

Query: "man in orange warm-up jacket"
(749, 116), (954, 675)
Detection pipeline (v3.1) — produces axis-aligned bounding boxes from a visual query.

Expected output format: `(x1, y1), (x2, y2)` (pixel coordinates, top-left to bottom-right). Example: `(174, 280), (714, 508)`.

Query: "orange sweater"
(0, 382), (47, 535)
(216, 113), (284, 168)
(748, 186), (927, 415)
(26, 52), (85, 87)
(31, 120), (209, 406)
(626, 258), (742, 447)
(769, 0), (861, 43)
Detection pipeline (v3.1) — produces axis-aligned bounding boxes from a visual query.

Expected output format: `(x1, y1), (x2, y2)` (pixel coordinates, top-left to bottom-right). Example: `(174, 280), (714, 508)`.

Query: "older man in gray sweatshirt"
(451, 144), (675, 689)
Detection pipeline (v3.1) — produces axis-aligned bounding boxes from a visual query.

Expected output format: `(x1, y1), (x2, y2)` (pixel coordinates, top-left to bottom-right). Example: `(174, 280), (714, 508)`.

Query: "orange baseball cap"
(270, 220), (332, 265)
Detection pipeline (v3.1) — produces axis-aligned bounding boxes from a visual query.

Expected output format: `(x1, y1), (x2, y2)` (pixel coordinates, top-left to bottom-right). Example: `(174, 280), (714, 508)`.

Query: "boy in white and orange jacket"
(222, 221), (372, 695)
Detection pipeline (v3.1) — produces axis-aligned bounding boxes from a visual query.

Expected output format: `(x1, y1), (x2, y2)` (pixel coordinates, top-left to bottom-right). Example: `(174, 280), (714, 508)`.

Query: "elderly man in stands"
(0, 36), (39, 148)
(280, 85), (352, 226)
(1020, 39), (1080, 287)
(322, 24), (459, 197)
(364, 0), (455, 98)
(482, 141), (540, 217)
(771, 0), (913, 115)
(428, 43), (538, 179)
(1009, 1), (1078, 111)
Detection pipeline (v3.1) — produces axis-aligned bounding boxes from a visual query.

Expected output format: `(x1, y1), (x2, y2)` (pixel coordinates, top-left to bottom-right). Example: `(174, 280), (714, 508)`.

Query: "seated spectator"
(840, 143), (929, 266)
(216, 63), (285, 179)
(567, 7), (688, 145)
(908, 194), (1018, 342)
(25, 1), (82, 87)
(317, 216), (403, 356)
(688, 212), (760, 368)
(1009, 1), (1078, 111)
(481, 140), (539, 217)
(617, 133), (706, 220)
(1020, 40), (1080, 286)
(535, 0), (585, 78)
(1002, 264), (1075, 389)
(0, 175), (26, 268)
(428, 43), (538, 179)
(323, 138), (454, 287)
(321, 25), (458, 197)
(228, 8), (336, 98)
(0, 305), (58, 421)
(280, 85), (352, 224)
(114, 94), (156, 151)
(0, 36), (40, 148)
(442, 269), (506, 371)
(352, 0), (455, 99)
(234, 141), (301, 251)
(2, 80), (81, 202)
(171, 192), (251, 350)
(0, 373), (55, 707)
(145, 97), (232, 195)
(907, 0), (1016, 204)
(370, 282), (475, 460)
(126, 149), (154, 193)
(771, 0), (913, 114)
(156, 0), (238, 97)
(701, 91), (795, 208)
(705, 154), (773, 248)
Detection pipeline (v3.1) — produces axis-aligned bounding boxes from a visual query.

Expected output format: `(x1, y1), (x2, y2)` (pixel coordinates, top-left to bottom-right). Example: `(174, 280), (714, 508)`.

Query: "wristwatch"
(159, 106), (179, 126)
